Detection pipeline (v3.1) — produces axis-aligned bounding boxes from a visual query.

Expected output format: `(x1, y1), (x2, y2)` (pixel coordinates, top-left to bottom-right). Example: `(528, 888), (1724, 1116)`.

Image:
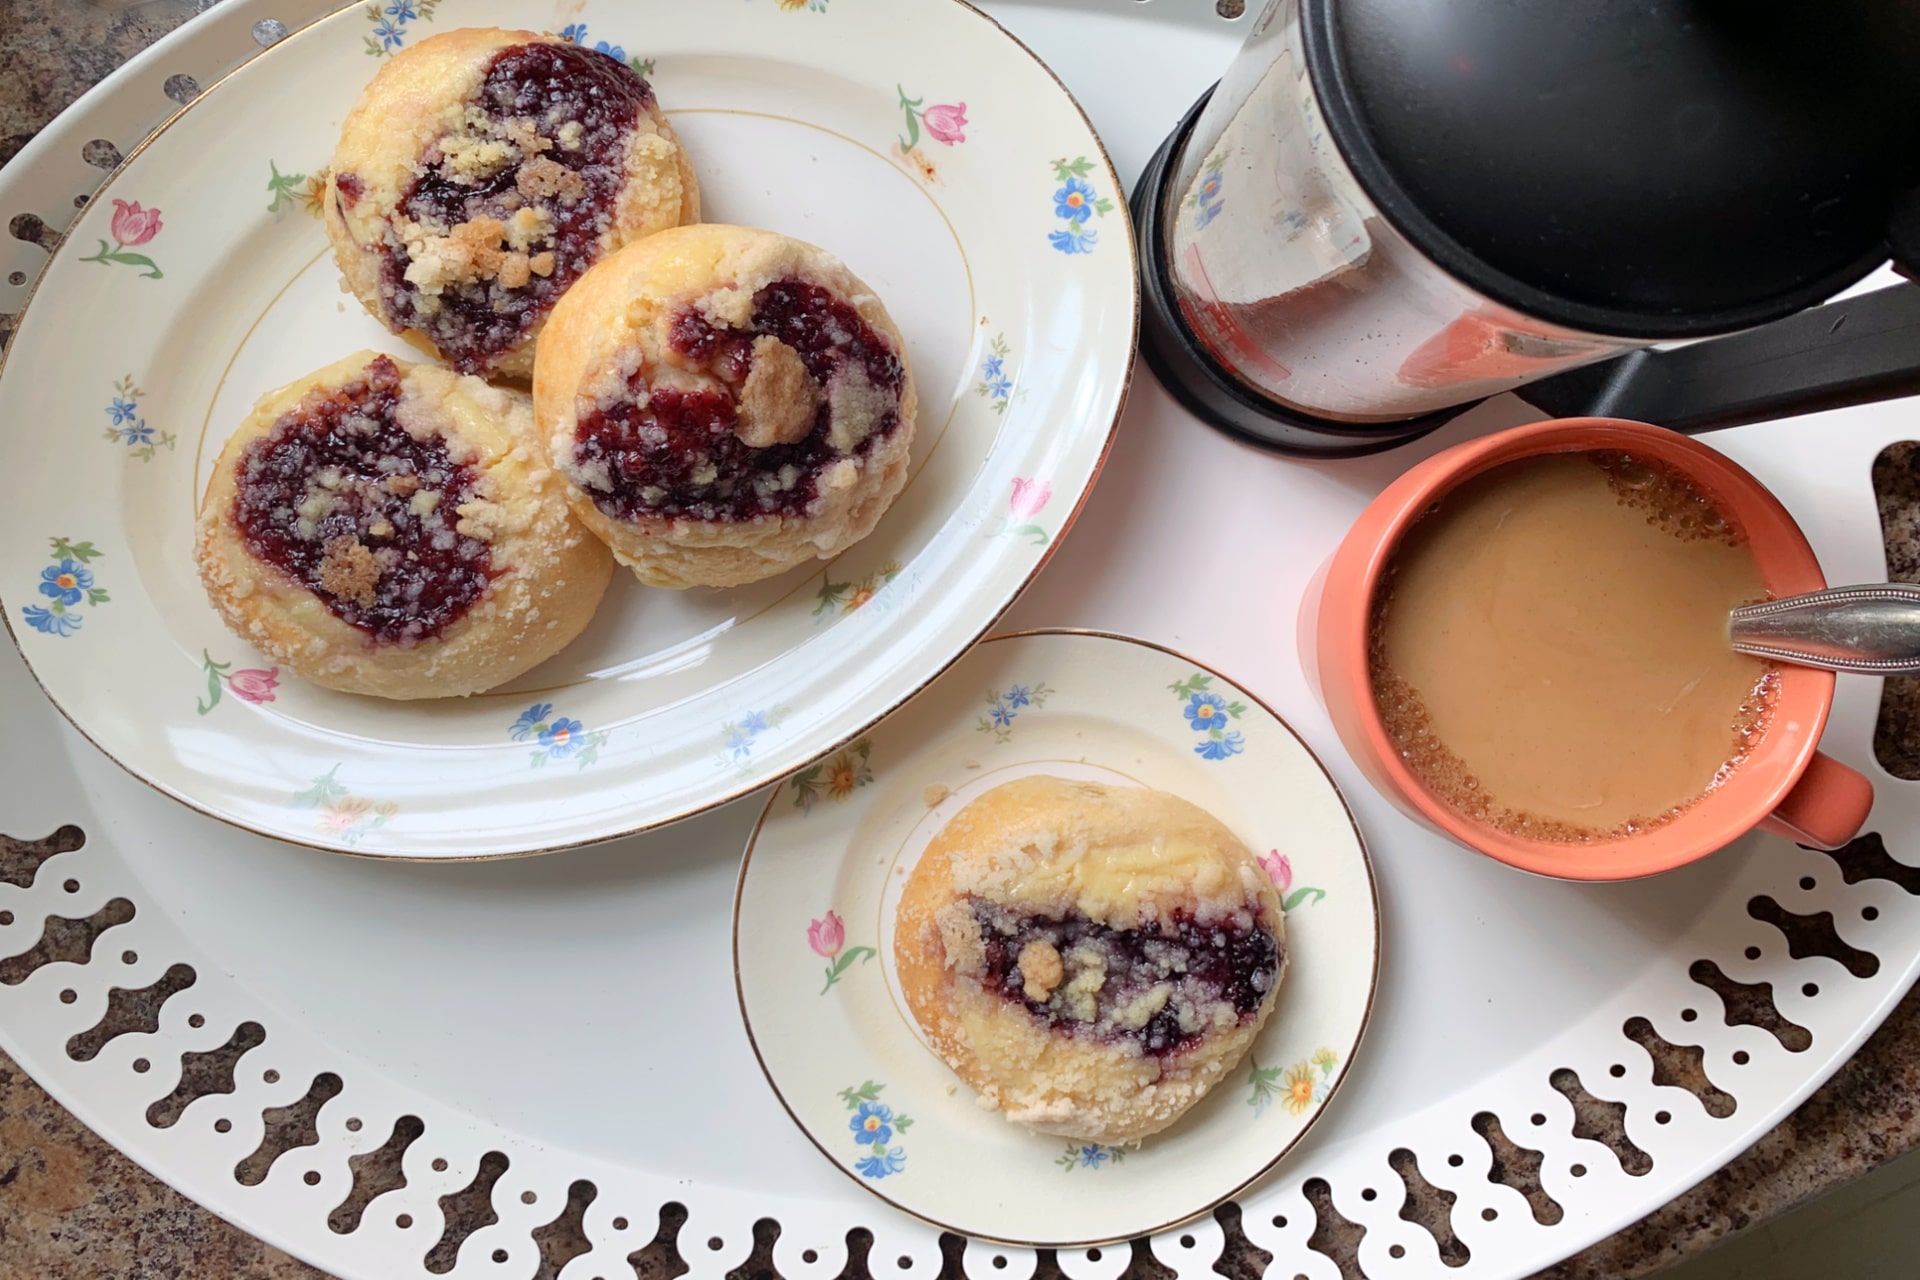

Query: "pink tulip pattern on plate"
(987, 477), (1052, 545)
(896, 86), (967, 150)
(894, 85), (966, 185)
(919, 102), (968, 145)
(196, 651), (281, 715)
(80, 199), (164, 278)
(1259, 849), (1327, 911)
(810, 909), (877, 994)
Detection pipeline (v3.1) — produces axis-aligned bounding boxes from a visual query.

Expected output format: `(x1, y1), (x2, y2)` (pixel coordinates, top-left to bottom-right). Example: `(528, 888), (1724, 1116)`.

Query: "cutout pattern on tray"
(4, 668), (1917, 1280)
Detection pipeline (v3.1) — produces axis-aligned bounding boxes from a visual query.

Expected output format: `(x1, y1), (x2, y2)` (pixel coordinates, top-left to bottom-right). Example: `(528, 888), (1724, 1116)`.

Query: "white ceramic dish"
(0, 0), (1134, 858)
(734, 631), (1380, 1245)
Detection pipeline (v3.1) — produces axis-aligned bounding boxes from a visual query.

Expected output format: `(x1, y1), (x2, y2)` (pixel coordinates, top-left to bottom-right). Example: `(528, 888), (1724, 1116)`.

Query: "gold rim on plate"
(732, 628), (1382, 1247)
(0, 0), (1139, 861)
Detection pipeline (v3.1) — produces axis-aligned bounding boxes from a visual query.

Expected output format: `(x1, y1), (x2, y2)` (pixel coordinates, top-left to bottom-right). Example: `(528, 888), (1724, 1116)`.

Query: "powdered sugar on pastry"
(531, 223), (918, 589)
(194, 350), (611, 700)
(323, 27), (700, 380)
(894, 776), (1288, 1143)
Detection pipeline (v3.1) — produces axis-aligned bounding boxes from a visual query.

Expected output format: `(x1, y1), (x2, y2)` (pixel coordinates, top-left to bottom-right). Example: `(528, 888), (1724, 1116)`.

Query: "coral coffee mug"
(1302, 419), (1874, 880)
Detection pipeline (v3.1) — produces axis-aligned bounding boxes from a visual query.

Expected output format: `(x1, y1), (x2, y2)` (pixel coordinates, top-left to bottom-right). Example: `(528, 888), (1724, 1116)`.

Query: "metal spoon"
(1729, 583), (1920, 674)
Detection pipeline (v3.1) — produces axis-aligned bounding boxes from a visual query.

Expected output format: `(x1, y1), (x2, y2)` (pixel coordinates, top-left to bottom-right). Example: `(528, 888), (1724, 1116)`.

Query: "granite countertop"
(4, 4), (1920, 1279)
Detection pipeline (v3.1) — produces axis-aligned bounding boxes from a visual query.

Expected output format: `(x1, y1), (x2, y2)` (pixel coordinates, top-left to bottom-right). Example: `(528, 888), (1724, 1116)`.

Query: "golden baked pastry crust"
(195, 350), (612, 700)
(533, 223), (918, 590)
(896, 777), (1288, 1143)
(323, 26), (699, 380)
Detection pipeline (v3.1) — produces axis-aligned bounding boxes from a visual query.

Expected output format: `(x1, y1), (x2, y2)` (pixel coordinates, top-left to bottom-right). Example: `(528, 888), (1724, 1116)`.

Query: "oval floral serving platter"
(734, 631), (1380, 1245)
(0, 0), (1133, 858)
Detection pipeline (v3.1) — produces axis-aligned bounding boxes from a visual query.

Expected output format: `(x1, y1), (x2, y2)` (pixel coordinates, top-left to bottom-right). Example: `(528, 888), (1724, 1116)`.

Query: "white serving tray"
(3, 4), (1919, 1280)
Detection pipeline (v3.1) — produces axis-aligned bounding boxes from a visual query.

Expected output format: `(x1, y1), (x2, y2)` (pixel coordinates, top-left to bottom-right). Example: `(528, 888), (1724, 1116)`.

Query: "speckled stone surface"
(0, 0), (216, 168)
(2, 7), (1919, 1280)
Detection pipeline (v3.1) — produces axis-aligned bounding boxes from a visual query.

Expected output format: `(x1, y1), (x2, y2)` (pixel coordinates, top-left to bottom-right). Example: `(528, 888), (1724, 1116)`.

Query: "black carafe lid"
(1302, 0), (1920, 338)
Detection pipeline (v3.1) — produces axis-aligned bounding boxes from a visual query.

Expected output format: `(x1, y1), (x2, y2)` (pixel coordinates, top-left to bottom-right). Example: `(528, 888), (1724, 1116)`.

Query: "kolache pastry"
(532, 223), (918, 590)
(195, 351), (612, 700)
(895, 777), (1288, 1143)
(323, 27), (699, 380)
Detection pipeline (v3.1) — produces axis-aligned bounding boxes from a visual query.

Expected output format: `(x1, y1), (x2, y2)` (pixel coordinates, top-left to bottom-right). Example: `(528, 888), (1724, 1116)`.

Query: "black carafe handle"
(1518, 191), (1920, 432)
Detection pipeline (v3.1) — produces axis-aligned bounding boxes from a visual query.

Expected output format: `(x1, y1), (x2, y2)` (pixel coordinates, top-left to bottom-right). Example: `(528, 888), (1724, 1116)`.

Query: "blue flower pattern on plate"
(856, 1148), (907, 1178)
(838, 1082), (911, 1180)
(1053, 176), (1096, 221)
(1170, 673), (1248, 761)
(850, 1101), (893, 1145)
(558, 23), (653, 76)
(40, 560), (92, 606)
(984, 359), (1013, 399)
(1184, 691), (1229, 730)
(508, 703), (553, 741)
(509, 703), (607, 769)
(103, 375), (174, 461)
(1047, 157), (1114, 256)
(1055, 1140), (1128, 1171)
(20, 538), (109, 639)
(1197, 733), (1245, 761)
(363, 0), (439, 58)
(540, 718), (587, 757)
(978, 681), (1052, 743)
(719, 708), (780, 765)
(22, 607), (79, 637)
(974, 333), (1018, 414)
(1049, 222), (1098, 256)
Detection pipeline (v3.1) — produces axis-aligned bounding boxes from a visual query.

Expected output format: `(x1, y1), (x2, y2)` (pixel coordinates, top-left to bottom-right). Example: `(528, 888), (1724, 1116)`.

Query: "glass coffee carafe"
(1133, 0), (1920, 455)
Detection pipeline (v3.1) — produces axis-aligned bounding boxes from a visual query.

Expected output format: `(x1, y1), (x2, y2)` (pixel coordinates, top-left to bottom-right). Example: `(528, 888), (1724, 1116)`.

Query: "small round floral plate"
(0, 0), (1133, 857)
(734, 631), (1380, 1245)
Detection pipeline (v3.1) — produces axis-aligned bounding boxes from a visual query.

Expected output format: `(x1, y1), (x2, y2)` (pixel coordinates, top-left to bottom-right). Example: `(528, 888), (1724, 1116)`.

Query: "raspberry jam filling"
(969, 898), (1282, 1058)
(570, 279), (906, 522)
(231, 356), (494, 646)
(366, 42), (654, 373)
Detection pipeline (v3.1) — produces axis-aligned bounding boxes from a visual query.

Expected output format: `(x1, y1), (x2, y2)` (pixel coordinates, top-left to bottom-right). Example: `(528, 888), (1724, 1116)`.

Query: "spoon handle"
(1730, 583), (1920, 674)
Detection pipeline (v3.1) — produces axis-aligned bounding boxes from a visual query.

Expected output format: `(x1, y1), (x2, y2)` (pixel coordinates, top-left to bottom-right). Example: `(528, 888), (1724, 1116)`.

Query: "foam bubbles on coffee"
(1370, 450), (1777, 843)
